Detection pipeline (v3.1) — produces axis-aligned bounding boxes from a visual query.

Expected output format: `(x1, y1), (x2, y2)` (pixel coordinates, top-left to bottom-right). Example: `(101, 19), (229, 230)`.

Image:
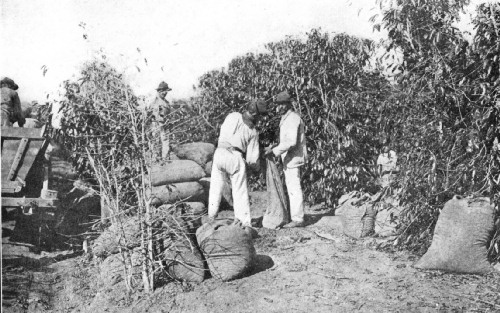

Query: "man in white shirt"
(208, 99), (267, 227)
(151, 81), (172, 158)
(377, 142), (398, 187)
(265, 91), (307, 228)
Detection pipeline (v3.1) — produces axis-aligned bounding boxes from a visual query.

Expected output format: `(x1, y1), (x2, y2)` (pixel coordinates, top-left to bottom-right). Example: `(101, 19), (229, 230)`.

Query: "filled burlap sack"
(184, 202), (206, 215)
(162, 234), (206, 283)
(156, 202), (206, 234)
(92, 215), (141, 257)
(183, 202), (206, 231)
(204, 161), (213, 177)
(374, 207), (398, 237)
(151, 160), (205, 186)
(50, 157), (77, 181)
(172, 142), (216, 166)
(153, 205), (205, 282)
(99, 248), (143, 288)
(196, 219), (256, 281)
(414, 196), (495, 274)
(55, 182), (101, 236)
(336, 195), (376, 239)
(374, 196), (402, 237)
(99, 253), (127, 287)
(199, 177), (233, 208)
(262, 159), (290, 229)
(151, 182), (205, 205)
(169, 153), (180, 160)
(337, 191), (358, 207)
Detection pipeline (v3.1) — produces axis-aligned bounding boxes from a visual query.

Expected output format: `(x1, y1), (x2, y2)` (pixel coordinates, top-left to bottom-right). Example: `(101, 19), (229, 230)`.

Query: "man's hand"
(208, 214), (217, 223)
(264, 144), (275, 157)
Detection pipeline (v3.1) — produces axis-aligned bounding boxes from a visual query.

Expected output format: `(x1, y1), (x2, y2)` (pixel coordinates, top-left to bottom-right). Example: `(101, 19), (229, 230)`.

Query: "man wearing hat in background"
(377, 138), (398, 187)
(151, 81), (172, 158)
(265, 91), (307, 228)
(1, 77), (25, 127)
(208, 99), (268, 227)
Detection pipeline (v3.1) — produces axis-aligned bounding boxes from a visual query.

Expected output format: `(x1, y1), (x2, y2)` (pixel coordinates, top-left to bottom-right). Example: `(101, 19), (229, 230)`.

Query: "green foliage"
(374, 0), (499, 257)
(188, 2), (499, 260)
(53, 60), (146, 175)
(54, 1), (496, 264)
(52, 58), (158, 291)
(193, 29), (392, 204)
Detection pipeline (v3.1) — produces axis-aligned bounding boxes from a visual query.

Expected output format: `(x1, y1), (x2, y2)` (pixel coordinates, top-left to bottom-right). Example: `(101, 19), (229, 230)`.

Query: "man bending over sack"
(208, 99), (268, 227)
(265, 91), (307, 228)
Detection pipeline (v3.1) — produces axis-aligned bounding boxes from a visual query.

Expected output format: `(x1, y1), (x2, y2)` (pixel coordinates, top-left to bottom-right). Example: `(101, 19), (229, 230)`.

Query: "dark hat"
(156, 81), (172, 91)
(247, 99), (268, 115)
(1, 77), (19, 90)
(275, 91), (292, 103)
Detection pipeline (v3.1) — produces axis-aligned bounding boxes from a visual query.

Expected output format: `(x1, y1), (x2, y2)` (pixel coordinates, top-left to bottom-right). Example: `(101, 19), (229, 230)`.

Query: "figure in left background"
(1, 77), (25, 127)
(151, 81), (172, 158)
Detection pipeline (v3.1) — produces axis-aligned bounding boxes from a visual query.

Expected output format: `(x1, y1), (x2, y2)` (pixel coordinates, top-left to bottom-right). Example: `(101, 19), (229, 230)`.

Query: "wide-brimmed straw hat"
(1, 77), (19, 90)
(156, 81), (172, 91)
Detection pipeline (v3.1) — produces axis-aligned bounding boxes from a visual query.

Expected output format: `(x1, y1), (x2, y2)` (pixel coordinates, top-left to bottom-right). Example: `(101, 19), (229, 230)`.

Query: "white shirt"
(377, 150), (398, 173)
(217, 112), (260, 167)
(272, 110), (307, 169)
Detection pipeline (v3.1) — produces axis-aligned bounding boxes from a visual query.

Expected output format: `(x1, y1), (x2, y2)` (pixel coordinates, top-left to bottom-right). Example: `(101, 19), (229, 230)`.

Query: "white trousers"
(153, 121), (170, 158)
(284, 166), (304, 223)
(208, 148), (251, 226)
(160, 130), (170, 158)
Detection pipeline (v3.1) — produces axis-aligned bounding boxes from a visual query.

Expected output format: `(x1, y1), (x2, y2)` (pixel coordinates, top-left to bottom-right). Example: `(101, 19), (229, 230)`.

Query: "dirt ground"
(2, 191), (500, 313)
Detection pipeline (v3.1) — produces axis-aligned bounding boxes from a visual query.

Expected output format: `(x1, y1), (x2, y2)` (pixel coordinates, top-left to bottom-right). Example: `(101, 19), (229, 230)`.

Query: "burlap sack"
(151, 182), (205, 205)
(199, 177), (233, 208)
(414, 197), (495, 274)
(262, 159), (290, 229)
(50, 157), (77, 181)
(196, 219), (256, 281)
(184, 202), (206, 214)
(204, 161), (213, 177)
(374, 197), (402, 237)
(337, 196), (376, 239)
(184, 202), (206, 232)
(337, 191), (358, 208)
(99, 248), (144, 289)
(99, 253), (124, 287)
(99, 248), (143, 287)
(173, 142), (215, 166)
(162, 234), (206, 283)
(92, 215), (141, 257)
(154, 205), (205, 283)
(151, 160), (205, 186)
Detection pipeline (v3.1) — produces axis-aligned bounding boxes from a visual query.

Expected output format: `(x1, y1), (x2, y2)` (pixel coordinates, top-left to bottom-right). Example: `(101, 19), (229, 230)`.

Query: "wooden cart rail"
(1, 126), (58, 209)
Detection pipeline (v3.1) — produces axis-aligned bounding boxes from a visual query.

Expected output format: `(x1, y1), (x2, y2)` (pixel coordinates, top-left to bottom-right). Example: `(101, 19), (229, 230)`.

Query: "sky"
(0, 0), (492, 103)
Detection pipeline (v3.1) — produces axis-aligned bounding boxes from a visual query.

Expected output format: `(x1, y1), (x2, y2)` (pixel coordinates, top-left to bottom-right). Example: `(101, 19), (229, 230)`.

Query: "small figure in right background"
(376, 138), (398, 188)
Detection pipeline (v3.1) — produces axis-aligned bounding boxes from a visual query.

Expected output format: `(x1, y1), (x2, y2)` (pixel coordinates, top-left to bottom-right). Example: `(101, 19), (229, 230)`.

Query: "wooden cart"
(1, 126), (59, 219)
